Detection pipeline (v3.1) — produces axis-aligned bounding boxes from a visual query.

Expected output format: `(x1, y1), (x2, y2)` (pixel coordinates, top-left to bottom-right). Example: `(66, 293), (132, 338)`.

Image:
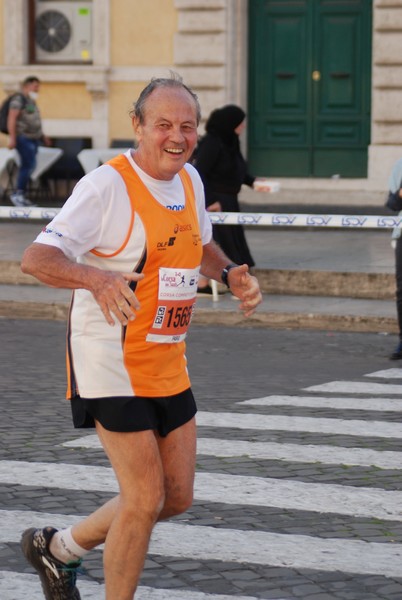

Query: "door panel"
(248, 0), (372, 178)
(271, 17), (308, 108)
(319, 16), (357, 109)
(248, 0), (312, 176)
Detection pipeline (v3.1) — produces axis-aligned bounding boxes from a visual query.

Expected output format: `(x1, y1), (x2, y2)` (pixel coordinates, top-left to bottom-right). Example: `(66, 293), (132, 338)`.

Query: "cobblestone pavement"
(1, 320), (402, 599)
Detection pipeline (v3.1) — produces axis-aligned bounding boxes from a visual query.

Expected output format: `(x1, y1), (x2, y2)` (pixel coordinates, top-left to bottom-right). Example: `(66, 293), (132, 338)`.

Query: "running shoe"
(10, 192), (36, 207)
(21, 527), (82, 600)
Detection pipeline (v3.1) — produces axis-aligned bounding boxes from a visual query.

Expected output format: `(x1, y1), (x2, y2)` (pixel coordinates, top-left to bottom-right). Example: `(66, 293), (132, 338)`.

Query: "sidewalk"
(0, 216), (397, 334)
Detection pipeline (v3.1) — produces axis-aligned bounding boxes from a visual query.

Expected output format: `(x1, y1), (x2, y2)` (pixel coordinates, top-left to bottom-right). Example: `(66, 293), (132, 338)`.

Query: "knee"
(165, 486), (193, 517)
(141, 488), (166, 522)
(121, 484), (166, 525)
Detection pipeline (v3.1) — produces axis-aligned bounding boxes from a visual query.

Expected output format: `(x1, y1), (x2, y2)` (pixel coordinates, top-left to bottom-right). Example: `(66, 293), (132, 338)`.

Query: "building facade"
(0, 0), (401, 193)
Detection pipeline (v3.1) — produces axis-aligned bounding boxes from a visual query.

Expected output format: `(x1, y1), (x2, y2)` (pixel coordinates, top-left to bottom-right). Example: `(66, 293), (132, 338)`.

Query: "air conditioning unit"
(35, 2), (92, 63)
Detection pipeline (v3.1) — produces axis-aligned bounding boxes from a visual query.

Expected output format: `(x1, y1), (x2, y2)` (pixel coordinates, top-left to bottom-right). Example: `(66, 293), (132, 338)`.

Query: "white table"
(0, 146), (64, 195)
(0, 147), (15, 180)
(77, 148), (131, 174)
(30, 146), (64, 181)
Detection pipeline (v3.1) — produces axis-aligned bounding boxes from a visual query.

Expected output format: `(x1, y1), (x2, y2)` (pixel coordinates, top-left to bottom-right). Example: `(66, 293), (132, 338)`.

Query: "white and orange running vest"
(67, 155), (203, 399)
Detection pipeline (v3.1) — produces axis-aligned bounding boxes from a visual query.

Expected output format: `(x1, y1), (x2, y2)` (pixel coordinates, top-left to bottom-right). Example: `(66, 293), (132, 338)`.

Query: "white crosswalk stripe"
(0, 571), (261, 600)
(2, 367), (402, 598)
(304, 380), (402, 394)
(196, 410), (402, 438)
(1, 459), (402, 520)
(238, 394), (402, 411)
(64, 434), (402, 470)
(366, 368), (402, 379)
(2, 511), (402, 578)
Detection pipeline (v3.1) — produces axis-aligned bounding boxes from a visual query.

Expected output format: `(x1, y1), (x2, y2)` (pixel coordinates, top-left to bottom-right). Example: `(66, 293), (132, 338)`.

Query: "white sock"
(49, 527), (89, 565)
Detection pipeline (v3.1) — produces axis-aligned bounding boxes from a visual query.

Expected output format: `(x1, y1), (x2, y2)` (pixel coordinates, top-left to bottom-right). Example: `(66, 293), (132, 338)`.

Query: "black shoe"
(197, 284), (214, 296)
(390, 342), (402, 360)
(21, 527), (82, 600)
(197, 284), (225, 297)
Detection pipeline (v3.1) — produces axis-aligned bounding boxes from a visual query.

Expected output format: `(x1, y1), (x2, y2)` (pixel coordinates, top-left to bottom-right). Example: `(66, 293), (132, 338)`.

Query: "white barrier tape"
(0, 207), (61, 220)
(0, 207), (400, 229)
(209, 212), (402, 229)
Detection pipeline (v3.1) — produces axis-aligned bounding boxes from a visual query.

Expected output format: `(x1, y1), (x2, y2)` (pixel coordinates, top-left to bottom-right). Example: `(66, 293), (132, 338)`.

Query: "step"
(0, 284), (397, 334)
(0, 260), (395, 301)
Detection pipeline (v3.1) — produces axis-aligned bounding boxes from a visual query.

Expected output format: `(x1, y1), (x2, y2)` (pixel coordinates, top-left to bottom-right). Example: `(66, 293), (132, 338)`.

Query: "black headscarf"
(205, 105), (246, 147)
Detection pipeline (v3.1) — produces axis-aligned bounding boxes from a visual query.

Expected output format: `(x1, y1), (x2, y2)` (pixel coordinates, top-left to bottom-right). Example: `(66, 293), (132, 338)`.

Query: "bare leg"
(157, 416), (196, 518)
(96, 425), (164, 600)
(71, 417), (197, 599)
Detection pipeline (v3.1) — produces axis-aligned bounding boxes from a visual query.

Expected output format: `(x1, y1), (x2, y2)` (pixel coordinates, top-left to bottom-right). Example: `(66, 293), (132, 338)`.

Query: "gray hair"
(131, 72), (201, 125)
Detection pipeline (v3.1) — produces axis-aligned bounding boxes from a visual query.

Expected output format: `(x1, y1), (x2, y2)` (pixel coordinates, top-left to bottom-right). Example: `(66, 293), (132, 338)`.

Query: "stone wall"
(173, 0), (247, 125)
(369, 0), (402, 186)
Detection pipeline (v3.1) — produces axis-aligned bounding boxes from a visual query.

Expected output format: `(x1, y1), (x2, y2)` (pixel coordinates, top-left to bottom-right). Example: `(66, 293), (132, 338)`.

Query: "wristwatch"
(221, 264), (237, 288)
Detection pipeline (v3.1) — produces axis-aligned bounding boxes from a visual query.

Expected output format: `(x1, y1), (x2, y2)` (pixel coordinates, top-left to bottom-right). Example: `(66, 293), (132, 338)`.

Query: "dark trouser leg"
(15, 136), (39, 192)
(395, 236), (402, 339)
(390, 235), (402, 358)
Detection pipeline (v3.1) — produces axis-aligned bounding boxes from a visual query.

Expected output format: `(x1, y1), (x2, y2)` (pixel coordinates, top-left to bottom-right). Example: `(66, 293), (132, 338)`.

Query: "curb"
(193, 309), (398, 333)
(0, 300), (397, 334)
(0, 261), (396, 300)
(0, 300), (69, 321)
(255, 269), (394, 300)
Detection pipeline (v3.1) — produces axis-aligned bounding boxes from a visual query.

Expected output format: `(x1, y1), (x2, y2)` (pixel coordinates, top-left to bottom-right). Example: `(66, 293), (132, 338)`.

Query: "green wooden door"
(248, 0), (372, 177)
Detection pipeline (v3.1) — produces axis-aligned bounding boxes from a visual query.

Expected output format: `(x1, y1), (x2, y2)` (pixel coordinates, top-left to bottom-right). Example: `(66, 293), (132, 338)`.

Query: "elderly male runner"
(20, 74), (262, 600)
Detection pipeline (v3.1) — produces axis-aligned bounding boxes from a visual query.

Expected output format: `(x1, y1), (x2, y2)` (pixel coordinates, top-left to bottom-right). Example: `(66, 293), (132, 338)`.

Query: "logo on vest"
(160, 270), (196, 288)
(157, 236), (176, 250)
(174, 223), (192, 234)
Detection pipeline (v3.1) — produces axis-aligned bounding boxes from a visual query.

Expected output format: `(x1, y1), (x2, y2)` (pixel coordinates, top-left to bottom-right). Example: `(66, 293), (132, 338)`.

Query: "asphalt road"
(1, 320), (402, 599)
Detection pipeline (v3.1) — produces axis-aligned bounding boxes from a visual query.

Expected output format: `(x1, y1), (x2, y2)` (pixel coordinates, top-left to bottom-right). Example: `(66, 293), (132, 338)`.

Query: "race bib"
(146, 266), (199, 343)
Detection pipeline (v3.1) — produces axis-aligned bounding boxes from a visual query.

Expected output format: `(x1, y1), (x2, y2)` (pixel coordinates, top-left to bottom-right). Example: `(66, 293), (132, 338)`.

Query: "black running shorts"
(70, 388), (197, 437)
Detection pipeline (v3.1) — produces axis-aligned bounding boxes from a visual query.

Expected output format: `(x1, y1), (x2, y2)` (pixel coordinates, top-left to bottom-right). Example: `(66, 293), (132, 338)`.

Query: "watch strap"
(221, 263), (237, 288)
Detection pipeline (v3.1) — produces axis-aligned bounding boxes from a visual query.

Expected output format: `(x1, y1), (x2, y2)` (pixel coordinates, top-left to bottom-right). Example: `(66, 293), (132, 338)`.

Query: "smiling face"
(132, 86), (199, 181)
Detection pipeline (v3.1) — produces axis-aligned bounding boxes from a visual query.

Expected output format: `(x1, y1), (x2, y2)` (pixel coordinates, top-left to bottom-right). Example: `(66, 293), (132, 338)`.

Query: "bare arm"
(200, 240), (262, 317)
(21, 243), (144, 326)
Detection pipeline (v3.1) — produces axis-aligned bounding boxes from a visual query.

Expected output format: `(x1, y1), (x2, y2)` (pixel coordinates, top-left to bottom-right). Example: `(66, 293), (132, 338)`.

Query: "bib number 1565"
(166, 304), (193, 329)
